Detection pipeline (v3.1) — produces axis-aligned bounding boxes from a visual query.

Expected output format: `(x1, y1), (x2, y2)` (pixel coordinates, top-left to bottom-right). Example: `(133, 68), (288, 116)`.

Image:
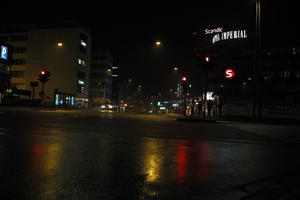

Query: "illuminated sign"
(205, 27), (223, 35)
(225, 68), (235, 79)
(212, 30), (247, 44)
(207, 92), (215, 100)
(1, 45), (8, 60)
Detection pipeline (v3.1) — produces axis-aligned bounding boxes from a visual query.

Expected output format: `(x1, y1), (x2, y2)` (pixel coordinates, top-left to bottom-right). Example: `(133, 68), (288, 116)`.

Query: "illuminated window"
(78, 58), (86, 66)
(80, 40), (87, 47)
(280, 70), (290, 78)
(78, 80), (85, 85)
(79, 33), (88, 54)
(292, 47), (297, 55)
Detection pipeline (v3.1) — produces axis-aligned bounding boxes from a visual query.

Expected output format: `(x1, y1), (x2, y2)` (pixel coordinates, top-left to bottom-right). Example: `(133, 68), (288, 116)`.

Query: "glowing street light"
(57, 42), (63, 47)
(155, 41), (161, 47)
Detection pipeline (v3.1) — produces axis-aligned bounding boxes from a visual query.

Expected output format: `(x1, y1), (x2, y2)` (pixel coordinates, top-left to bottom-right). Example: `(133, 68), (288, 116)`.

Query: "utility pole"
(253, 0), (262, 118)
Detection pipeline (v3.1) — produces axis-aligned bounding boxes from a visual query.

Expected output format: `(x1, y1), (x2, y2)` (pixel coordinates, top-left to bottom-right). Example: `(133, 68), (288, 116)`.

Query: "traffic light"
(38, 70), (50, 82)
(180, 76), (188, 89)
(204, 56), (210, 63)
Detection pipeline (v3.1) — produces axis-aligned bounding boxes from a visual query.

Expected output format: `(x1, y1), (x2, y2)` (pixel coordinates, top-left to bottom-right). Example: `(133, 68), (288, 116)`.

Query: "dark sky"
(2, 1), (299, 95)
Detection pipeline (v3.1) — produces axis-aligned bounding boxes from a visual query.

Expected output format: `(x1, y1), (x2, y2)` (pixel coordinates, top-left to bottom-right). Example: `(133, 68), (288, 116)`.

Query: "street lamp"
(155, 41), (161, 47)
(57, 42), (63, 47)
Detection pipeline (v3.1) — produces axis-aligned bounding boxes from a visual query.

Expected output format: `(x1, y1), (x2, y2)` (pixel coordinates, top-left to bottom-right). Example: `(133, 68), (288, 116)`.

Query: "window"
(79, 33), (88, 54)
(89, 81), (104, 88)
(78, 58), (86, 66)
(11, 83), (25, 89)
(77, 71), (86, 79)
(10, 35), (27, 42)
(11, 71), (25, 78)
(77, 84), (85, 93)
(280, 70), (290, 78)
(12, 59), (26, 65)
(90, 71), (106, 79)
(90, 92), (104, 98)
(0, 35), (9, 42)
(78, 80), (85, 85)
(13, 47), (27, 54)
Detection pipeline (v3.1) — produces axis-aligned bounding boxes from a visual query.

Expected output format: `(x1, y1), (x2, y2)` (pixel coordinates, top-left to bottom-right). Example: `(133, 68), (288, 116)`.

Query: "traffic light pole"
(203, 68), (208, 120)
(182, 90), (187, 116)
(42, 82), (45, 109)
(32, 86), (35, 105)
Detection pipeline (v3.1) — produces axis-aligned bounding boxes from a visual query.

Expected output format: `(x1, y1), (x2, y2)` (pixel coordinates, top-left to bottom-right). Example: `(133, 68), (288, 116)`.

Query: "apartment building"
(89, 49), (113, 107)
(0, 23), (91, 107)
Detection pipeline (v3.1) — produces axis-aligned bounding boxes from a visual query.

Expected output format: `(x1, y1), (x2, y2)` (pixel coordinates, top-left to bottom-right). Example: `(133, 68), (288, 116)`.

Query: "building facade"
(193, 26), (300, 118)
(0, 23), (91, 107)
(89, 49), (113, 107)
(0, 43), (12, 104)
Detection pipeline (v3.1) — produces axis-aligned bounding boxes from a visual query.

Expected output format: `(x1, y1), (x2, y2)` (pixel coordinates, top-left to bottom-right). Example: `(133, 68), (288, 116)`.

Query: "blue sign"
(1, 45), (8, 60)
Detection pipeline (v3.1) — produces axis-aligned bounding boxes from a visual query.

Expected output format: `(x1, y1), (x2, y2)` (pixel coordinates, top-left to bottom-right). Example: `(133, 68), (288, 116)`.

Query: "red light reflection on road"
(175, 141), (212, 183)
(176, 144), (188, 181)
(196, 143), (211, 182)
(32, 143), (43, 170)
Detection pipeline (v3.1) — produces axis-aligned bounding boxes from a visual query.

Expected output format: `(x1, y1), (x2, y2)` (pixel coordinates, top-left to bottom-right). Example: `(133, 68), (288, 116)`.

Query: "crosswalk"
(219, 121), (300, 140)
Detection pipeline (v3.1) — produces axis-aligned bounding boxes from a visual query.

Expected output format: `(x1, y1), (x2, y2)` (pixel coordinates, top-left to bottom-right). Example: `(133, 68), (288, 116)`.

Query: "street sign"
(225, 68), (235, 79)
(1, 45), (8, 60)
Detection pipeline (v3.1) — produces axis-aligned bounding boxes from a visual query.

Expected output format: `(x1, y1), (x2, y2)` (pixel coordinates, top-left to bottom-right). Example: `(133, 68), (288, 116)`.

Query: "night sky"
(2, 1), (299, 95)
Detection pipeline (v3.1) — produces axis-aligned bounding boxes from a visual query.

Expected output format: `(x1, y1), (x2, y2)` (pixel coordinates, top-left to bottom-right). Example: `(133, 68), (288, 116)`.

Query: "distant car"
(98, 104), (118, 111)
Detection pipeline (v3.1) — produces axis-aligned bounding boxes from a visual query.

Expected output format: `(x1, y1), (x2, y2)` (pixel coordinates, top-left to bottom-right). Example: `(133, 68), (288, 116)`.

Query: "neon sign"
(205, 27), (223, 35)
(225, 68), (235, 79)
(212, 30), (247, 44)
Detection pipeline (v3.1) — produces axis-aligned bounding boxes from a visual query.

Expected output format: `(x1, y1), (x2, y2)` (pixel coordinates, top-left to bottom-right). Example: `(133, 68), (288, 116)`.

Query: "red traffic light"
(225, 68), (235, 79)
(205, 56), (210, 62)
(39, 70), (50, 82)
(181, 76), (187, 82)
(40, 70), (46, 75)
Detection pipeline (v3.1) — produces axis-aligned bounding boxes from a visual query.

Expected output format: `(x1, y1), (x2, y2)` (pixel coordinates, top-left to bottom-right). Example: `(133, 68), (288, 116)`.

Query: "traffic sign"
(225, 68), (235, 79)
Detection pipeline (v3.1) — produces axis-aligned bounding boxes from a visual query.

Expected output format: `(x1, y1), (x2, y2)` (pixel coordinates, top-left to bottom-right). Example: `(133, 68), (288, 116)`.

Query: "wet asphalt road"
(1, 109), (300, 199)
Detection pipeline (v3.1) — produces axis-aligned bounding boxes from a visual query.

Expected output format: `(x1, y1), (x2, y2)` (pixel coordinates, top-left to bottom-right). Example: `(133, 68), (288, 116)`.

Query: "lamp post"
(253, 0), (262, 118)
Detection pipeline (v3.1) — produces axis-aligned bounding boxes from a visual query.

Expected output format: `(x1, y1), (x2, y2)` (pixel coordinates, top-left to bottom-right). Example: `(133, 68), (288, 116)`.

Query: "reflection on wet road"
(1, 110), (300, 199)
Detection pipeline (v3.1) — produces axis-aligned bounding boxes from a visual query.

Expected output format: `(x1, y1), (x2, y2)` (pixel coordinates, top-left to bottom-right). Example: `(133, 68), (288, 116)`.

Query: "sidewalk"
(176, 114), (300, 126)
(219, 115), (300, 126)
(0, 105), (79, 112)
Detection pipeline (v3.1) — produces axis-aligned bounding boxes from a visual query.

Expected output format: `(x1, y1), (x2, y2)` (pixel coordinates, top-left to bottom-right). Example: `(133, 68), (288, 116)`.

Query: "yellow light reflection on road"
(44, 143), (62, 172)
(142, 139), (163, 183)
(31, 138), (63, 198)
